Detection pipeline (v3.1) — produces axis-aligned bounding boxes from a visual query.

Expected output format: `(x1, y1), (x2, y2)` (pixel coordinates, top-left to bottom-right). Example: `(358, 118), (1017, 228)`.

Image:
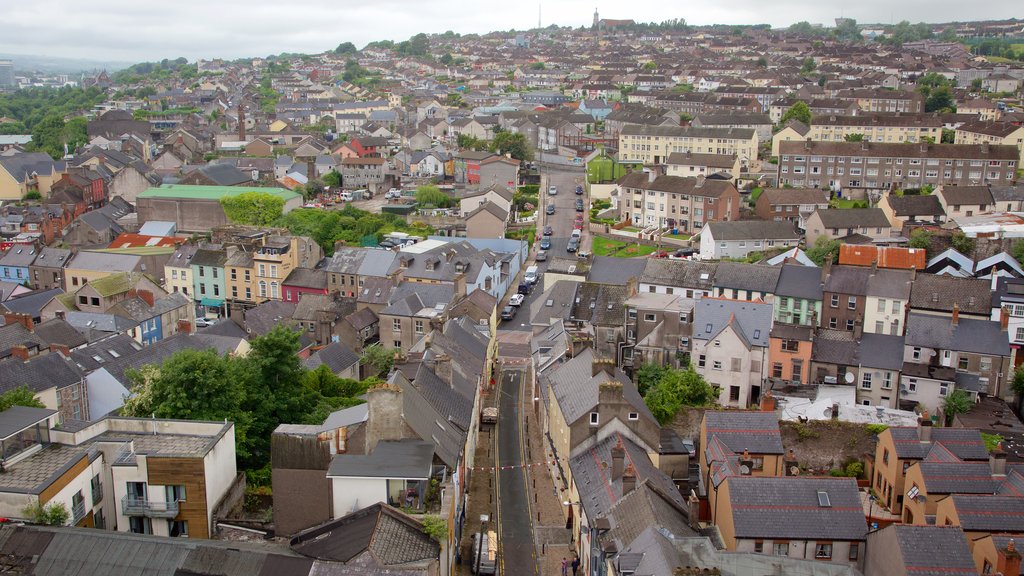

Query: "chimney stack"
(592, 357), (616, 378)
(647, 169), (656, 183)
(919, 410), (933, 442)
(364, 384), (405, 453)
(1001, 306), (1010, 332)
(307, 157), (316, 181)
(687, 493), (701, 529)
(3, 312), (34, 332)
(621, 464), (636, 496)
(853, 319), (863, 341)
(759, 390), (776, 412)
(9, 345), (30, 361)
(951, 303), (960, 326)
(611, 438), (625, 481)
(831, 402), (840, 420)
(991, 442), (1008, 476)
(432, 353), (453, 387)
(998, 539), (1021, 576)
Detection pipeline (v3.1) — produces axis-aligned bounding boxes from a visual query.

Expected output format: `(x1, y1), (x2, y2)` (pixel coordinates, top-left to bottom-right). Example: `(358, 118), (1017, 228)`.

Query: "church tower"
(593, 8), (599, 28)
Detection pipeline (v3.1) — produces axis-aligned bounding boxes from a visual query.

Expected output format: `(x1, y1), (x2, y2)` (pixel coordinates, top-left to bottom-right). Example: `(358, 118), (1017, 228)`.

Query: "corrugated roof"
(839, 245), (927, 270)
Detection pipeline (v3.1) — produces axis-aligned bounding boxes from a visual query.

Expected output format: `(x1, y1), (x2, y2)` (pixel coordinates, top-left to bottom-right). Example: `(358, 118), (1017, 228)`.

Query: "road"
(494, 367), (538, 576)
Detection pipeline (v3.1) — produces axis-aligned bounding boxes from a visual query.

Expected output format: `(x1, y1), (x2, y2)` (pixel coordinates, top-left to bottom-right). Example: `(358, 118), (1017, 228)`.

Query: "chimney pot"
(951, 303), (960, 326)
(611, 438), (625, 481)
(621, 464), (637, 496)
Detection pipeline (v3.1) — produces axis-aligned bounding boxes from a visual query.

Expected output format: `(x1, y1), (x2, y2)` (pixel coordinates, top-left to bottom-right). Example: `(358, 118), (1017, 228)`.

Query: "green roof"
(89, 272), (135, 297)
(95, 246), (177, 256)
(138, 184), (300, 201)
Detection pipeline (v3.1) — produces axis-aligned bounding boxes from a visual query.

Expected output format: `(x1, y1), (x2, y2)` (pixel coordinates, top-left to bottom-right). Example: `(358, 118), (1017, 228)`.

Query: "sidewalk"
(455, 389), (498, 576)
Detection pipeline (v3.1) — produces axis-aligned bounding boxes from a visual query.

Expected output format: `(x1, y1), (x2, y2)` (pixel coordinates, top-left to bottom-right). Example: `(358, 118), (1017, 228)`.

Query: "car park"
(536, 250), (548, 262)
(548, 185), (557, 195)
(508, 293), (525, 307)
(501, 305), (517, 321)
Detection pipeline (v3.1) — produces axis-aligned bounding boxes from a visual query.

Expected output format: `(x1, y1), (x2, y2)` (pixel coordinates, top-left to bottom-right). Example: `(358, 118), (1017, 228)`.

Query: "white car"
(508, 293), (525, 307)
(548, 185), (557, 195)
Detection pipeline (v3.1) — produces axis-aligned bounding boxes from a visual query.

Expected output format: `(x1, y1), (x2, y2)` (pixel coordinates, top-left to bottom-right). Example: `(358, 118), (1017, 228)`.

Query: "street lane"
(494, 367), (538, 576)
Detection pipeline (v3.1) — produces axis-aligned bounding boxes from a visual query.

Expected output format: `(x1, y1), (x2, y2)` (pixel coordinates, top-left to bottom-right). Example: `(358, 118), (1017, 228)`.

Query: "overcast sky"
(2, 0), (1019, 63)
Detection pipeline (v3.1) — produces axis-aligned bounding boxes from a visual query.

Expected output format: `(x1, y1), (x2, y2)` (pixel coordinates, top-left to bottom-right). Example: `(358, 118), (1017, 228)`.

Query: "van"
(524, 265), (539, 284)
(571, 228), (582, 238)
(339, 191), (353, 201)
(471, 531), (497, 575)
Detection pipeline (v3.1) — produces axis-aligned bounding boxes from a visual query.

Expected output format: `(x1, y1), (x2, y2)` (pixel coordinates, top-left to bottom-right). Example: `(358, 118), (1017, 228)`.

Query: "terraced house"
(618, 125), (759, 169)
(617, 171), (741, 231)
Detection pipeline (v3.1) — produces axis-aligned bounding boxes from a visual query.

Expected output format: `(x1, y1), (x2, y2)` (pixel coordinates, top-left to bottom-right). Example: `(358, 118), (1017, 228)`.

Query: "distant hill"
(0, 53), (133, 75)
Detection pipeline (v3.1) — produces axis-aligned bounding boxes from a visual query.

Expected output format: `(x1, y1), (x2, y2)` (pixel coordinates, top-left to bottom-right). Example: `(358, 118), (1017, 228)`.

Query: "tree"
(950, 231), (975, 256)
(322, 170), (342, 188)
(220, 192), (285, 226)
(22, 502), (69, 526)
(924, 86), (955, 113)
(0, 386), (45, 412)
(755, 57), (768, 68)
(490, 131), (532, 161)
(1013, 240), (1024, 266)
(942, 389), (973, 425)
(941, 128), (956, 144)
(643, 366), (716, 425)
(635, 363), (666, 397)
(415, 185), (454, 208)
(457, 133), (487, 151)
(800, 58), (817, 75)
(833, 18), (862, 42)
(439, 53), (453, 66)
(529, 62), (546, 70)
(334, 42), (357, 55)
(779, 101), (811, 126)
(844, 133), (865, 142)
(806, 236), (841, 266)
(970, 78), (984, 91)
(939, 26), (959, 42)
(361, 344), (397, 376)
(642, 61), (657, 71)
(1012, 365), (1024, 400)
(908, 228), (932, 251)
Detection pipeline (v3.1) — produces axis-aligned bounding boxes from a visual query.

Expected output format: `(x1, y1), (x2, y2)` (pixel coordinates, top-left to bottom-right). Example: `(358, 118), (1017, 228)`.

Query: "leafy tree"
(439, 53), (453, 66)
(924, 86), (955, 113)
(529, 62), (546, 70)
(0, 386), (45, 412)
(643, 366), (716, 425)
(806, 236), (841, 266)
(642, 61), (657, 71)
(220, 192), (285, 226)
(334, 42), (357, 55)
(950, 231), (975, 256)
(421, 515), (448, 541)
(755, 57), (768, 68)
(800, 58), (817, 75)
(416, 185), (454, 208)
(970, 78), (984, 91)
(1011, 365), (1024, 399)
(788, 21), (825, 37)
(942, 389), (973, 425)
(844, 133), (865, 142)
(24, 190), (42, 201)
(22, 502), (69, 526)
(939, 26), (959, 42)
(490, 131), (532, 161)
(0, 121), (27, 134)
(457, 133), (487, 151)
(361, 344), (397, 376)
(833, 18), (862, 42)
(908, 228), (932, 251)
(941, 128), (956, 144)
(779, 101), (811, 126)
(635, 363), (666, 397)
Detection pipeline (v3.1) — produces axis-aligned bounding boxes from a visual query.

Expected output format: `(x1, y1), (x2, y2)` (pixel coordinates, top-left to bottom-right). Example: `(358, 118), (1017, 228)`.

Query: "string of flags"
(470, 458), (559, 472)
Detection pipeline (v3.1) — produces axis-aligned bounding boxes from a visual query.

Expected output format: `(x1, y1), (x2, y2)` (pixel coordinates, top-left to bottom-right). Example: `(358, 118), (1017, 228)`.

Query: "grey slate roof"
(702, 411), (784, 455)
(824, 265), (872, 295)
(546, 348), (652, 426)
(326, 440), (434, 478)
(890, 525), (976, 576)
(909, 274), (992, 315)
(0, 288), (64, 320)
(69, 334), (144, 371)
(641, 259), (717, 290)
(0, 321), (47, 357)
(813, 208), (891, 229)
(32, 318), (88, 350)
(0, 246), (39, 268)
(940, 185), (994, 206)
(712, 263), (781, 294)
(0, 406), (57, 440)
(0, 352), (86, 395)
(706, 220), (799, 241)
(886, 194), (945, 217)
(905, 311), (1011, 357)
(588, 256), (647, 285)
(949, 494), (1024, 532)
(866, 268), (913, 299)
(775, 264), (823, 300)
(393, 369), (467, 469)
(857, 333), (906, 370)
(693, 298), (772, 348)
(811, 329), (857, 365)
(65, 251), (142, 274)
(917, 461), (999, 494)
(726, 476), (866, 540)
(303, 342), (360, 374)
(887, 427), (989, 461)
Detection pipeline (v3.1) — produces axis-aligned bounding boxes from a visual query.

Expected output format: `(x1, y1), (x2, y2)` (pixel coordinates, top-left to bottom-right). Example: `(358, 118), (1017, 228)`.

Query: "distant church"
(593, 9), (635, 34)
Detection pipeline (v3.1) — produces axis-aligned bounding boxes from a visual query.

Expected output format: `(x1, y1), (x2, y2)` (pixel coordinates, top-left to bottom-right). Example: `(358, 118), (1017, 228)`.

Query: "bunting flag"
(470, 459), (559, 471)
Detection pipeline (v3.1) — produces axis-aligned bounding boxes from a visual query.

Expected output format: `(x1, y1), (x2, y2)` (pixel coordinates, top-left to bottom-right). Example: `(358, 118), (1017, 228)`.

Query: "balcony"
(121, 495), (179, 519)
(72, 501), (86, 524)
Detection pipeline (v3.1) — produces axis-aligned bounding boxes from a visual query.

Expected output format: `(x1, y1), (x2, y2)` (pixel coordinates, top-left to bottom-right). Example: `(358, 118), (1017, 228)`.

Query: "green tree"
(642, 61), (657, 71)
(439, 53), (453, 66)
(924, 86), (955, 113)
(942, 389), (973, 425)
(334, 42), (357, 55)
(0, 386), (45, 412)
(755, 57), (768, 68)
(416, 185), (454, 208)
(779, 101), (811, 126)
(833, 18), (862, 42)
(0, 120), (27, 134)
(800, 57), (817, 75)
(806, 236), (841, 266)
(529, 62), (546, 70)
(322, 170), (342, 188)
(941, 128), (956, 144)
(1013, 240), (1024, 266)
(490, 131), (532, 161)
(970, 78), (984, 91)
(457, 133), (487, 151)
(635, 363), (667, 397)
(950, 231), (975, 256)
(22, 501), (69, 525)
(361, 344), (397, 376)
(220, 192), (285, 226)
(643, 366), (716, 425)
(908, 228), (932, 251)
(844, 133), (865, 142)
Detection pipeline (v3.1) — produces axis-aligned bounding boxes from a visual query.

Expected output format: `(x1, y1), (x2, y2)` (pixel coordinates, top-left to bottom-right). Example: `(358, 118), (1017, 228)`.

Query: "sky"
(2, 0), (1019, 63)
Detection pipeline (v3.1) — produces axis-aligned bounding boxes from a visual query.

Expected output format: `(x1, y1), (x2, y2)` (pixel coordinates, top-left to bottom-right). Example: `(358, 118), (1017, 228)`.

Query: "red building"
(282, 268), (329, 303)
(48, 167), (108, 212)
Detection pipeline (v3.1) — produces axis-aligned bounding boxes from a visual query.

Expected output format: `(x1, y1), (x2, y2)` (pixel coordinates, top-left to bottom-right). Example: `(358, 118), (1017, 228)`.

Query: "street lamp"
(475, 513), (489, 575)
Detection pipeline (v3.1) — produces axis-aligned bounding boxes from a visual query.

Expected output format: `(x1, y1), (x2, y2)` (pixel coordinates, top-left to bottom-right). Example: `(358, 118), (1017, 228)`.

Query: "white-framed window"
(939, 384), (949, 396)
(644, 313), (656, 322)
(861, 373), (872, 389)
(908, 379), (918, 392)
(628, 412), (639, 421)
(912, 347), (922, 360)
(590, 412), (599, 426)
(815, 543), (832, 559)
(713, 360), (723, 370)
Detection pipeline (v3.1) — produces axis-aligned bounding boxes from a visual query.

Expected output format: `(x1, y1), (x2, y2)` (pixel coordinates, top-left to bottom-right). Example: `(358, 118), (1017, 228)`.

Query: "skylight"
(817, 490), (831, 507)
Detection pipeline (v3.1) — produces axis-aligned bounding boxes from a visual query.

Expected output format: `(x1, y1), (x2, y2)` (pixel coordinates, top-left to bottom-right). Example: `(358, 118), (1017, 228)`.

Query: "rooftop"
(139, 184), (300, 202)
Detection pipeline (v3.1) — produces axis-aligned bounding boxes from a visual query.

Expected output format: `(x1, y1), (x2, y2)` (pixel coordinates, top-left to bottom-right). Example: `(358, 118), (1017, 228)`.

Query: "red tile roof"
(838, 244), (926, 270)
(108, 233), (186, 249)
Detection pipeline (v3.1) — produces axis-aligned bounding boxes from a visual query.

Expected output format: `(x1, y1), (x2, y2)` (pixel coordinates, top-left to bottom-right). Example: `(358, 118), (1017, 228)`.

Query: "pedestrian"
(571, 556), (580, 576)
(561, 557), (568, 576)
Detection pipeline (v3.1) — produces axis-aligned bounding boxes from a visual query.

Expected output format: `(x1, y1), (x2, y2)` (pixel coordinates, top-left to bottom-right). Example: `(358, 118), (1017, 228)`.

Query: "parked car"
(546, 203), (556, 215)
(536, 250), (548, 262)
(518, 282), (532, 295)
(508, 293), (525, 306)
(575, 185), (584, 195)
(548, 185), (557, 195)
(567, 238), (579, 252)
(575, 199), (585, 212)
(501, 305), (517, 321)
(543, 226), (554, 236)
(574, 221), (584, 230)
(540, 237), (551, 250)
(195, 317), (217, 328)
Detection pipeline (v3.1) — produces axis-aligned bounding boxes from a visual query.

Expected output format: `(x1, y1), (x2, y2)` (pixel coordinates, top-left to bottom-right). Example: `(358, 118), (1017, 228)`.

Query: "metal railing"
(121, 495), (180, 519)
(71, 501), (86, 524)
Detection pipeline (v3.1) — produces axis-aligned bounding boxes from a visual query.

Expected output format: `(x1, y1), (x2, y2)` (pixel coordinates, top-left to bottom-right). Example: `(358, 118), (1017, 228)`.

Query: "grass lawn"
(592, 236), (657, 258)
(833, 199), (867, 209)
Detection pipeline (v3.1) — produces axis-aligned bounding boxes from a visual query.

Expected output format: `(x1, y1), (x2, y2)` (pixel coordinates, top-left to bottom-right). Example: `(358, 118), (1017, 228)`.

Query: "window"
(772, 362), (783, 378)
(258, 281), (267, 297)
(168, 520), (188, 538)
(628, 412), (639, 421)
(861, 373), (872, 389)
(939, 384), (949, 397)
(875, 321), (884, 333)
(91, 474), (103, 505)
(883, 372), (893, 389)
(393, 318), (401, 332)
(912, 347), (922, 360)
(589, 412), (599, 426)
(782, 339), (799, 352)
(752, 457), (764, 470)
(773, 542), (789, 555)
(198, 266), (205, 278)
(848, 296), (856, 310)
(815, 543), (832, 559)
(171, 269), (178, 280)
(731, 357), (742, 372)
(829, 317), (837, 329)
(846, 319), (855, 331)
(792, 359), (803, 380)
(958, 357), (969, 371)
(849, 543), (859, 561)
(212, 268), (218, 279)
(79, 295), (88, 305)
(754, 541), (764, 553)
(877, 298), (886, 313)
(831, 294), (839, 308)
(166, 485), (186, 503)
(129, 517), (152, 534)
(729, 386), (740, 402)
(908, 379), (918, 393)
(644, 313), (656, 322)
(713, 360), (723, 370)
(698, 354), (706, 368)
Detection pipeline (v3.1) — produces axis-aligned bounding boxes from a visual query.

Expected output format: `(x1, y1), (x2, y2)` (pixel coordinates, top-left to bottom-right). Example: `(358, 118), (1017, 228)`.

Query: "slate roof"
(890, 525), (977, 576)
(303, 342), (360, 374)
(726, 476), (866, 541)
(909, 275), (992, 315)
(693, 298), (772, 348)
(949, 494), (1024, 532)
(65, 251), (141, 274)
(546, 348), (652, 426)
(392, 370), (468, 469)
(244, 301), (298, 336)
(940, 185), (995, 206)
(0, 322), (47, 358)
(69, 334), (144, 372)
(905, 312), (1011, 357)
(886, 194), (946, 217)
(588, 256), (647, 285)
(811, 329), (858, 365)
(0, 288), (64, 319)
(32, 318), (88, 350)
(0, 352), (86, 395)
(824, 265), (872, 296)
(775, 264), (822, 300)
(866, 268), (913, 299)
(917, 461), (999, 495)
(0, 406), (57, 440)
(858, 333), (906, 371)
(573, 283), (630, 326)
(326, 440), (434, 478)
(757, 187), (829, 207)
(712, 263), (781, 294)
(887, 427), (989, 461)
(290, 502), (439, 567)
(0, 246), (38, 268)
(813, 208), (891, 229)
(640, 259), (717, 291)
(705, 220), (799, 241)
(604, 480), (699, 553)
(702, 411), (784, 455)
(29, 247), (72, 270)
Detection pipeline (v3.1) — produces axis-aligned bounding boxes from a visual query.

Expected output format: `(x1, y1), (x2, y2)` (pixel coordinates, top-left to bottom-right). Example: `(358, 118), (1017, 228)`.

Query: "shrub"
(421, 515), (448, 542)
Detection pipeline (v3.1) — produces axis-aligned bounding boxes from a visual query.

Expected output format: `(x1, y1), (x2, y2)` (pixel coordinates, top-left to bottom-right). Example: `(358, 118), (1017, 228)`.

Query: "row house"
(802, 113), (944, 145)
(712, 86), (787, 112)
(338, 157), (386, 192)
(666, 151), (742, 180)
(769, 98), (860, 125)
(617, 171), (741, 231)
(622, 292), (693, 370)
(753, 188), (830, 230)
(692, 298), (773, 408)
(1, 204), (74, 246)
(778, 140), (1019, 192)
(48, 167), (109, 212)
(619, 125), (759, 168)
(831, 88), (924, 114)
(190, 247), (227, 317)
(324, 247), (398, 299)
(804, 208), (893, 242)
(954, 121), (1024, 165)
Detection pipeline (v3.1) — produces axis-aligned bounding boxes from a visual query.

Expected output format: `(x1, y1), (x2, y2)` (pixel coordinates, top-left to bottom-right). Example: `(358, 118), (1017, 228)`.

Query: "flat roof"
(138, 184), (300, 201)
(327, 440), (434, 479)
(0, 406), (57, 441)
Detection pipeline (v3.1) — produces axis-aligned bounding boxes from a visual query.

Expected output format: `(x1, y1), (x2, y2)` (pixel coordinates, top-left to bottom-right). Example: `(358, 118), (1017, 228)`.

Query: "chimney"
(599, 381), (625, 408)
(611, 438), (625, 481)
(853, 319), (863, 341)
(687, 493), (701, 529)
(3, 312), (34, 332)
(592, 357), (616, 378)
(991, 442), (1008, 476)
(647, 169), (656, 183)
(695, 175), (705, 188)
(919, 411), (933, 443)
(951, 303), (960, 327)
(307, 157), (316, 180)
(55, 310), (66, 321)
(364, 384), (404, 453)
(784, 449), (799, 476)
(861, 141), (869, 152)
(1001, 306), (1010, 332)
(9, 345), (30, 361)
(621, 463), (636, 495)
(128, 289), (155, 307)
(831, 402), (840, 420)
(759, 390), (776, 412)
(433, 352), (453, 387)
(177, 319), (193, 335)
(48, 343), (70, 357)
(997, 539), (1022, 576)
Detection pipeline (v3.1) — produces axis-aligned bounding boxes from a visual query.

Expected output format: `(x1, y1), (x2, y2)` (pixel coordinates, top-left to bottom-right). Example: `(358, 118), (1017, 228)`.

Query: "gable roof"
(887, 426), (989, 461)
(889, 525), (976, 576)
(705, 220), (799, 241)
(909, 274), (992, 315)
(949, 494), (1024, 532)
(702, 411), (784, 455)
(546, 348), (652, 427)
(813, 208), (891, 230)
(885, 194), (945, 217)
(712, 263), (781, 294)
(905, 312), (1011, 357)
(726, 476), (866, 541)
(693, 298), (772, 348)
(775, 264), (823, 300)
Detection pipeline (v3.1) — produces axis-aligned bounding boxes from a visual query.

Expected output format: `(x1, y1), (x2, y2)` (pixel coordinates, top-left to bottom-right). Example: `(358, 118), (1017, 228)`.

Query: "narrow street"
(495, 367), (538, 575)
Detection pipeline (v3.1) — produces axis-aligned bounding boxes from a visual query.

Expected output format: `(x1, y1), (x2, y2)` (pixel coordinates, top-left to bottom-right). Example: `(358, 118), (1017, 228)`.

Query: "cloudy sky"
(2, 0), (1018, 62)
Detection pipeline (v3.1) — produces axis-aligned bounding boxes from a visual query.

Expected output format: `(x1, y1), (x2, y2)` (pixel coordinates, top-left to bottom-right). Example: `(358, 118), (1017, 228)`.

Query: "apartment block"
(618, 125), (758, 169)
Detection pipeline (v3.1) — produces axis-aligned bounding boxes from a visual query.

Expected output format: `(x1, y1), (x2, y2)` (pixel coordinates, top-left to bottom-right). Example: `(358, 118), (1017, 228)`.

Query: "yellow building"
(619, 125), (759, 170)
(0, 152), (62, 200)
(955, 121), (1024, 164)
(163, 244), (198, 297)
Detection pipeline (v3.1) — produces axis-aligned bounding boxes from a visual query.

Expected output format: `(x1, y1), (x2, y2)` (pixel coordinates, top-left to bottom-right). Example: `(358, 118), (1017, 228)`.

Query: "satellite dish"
(739, 464), (751, 475)
(845, 372), (855, 384)
(789, 466), (801, 476)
